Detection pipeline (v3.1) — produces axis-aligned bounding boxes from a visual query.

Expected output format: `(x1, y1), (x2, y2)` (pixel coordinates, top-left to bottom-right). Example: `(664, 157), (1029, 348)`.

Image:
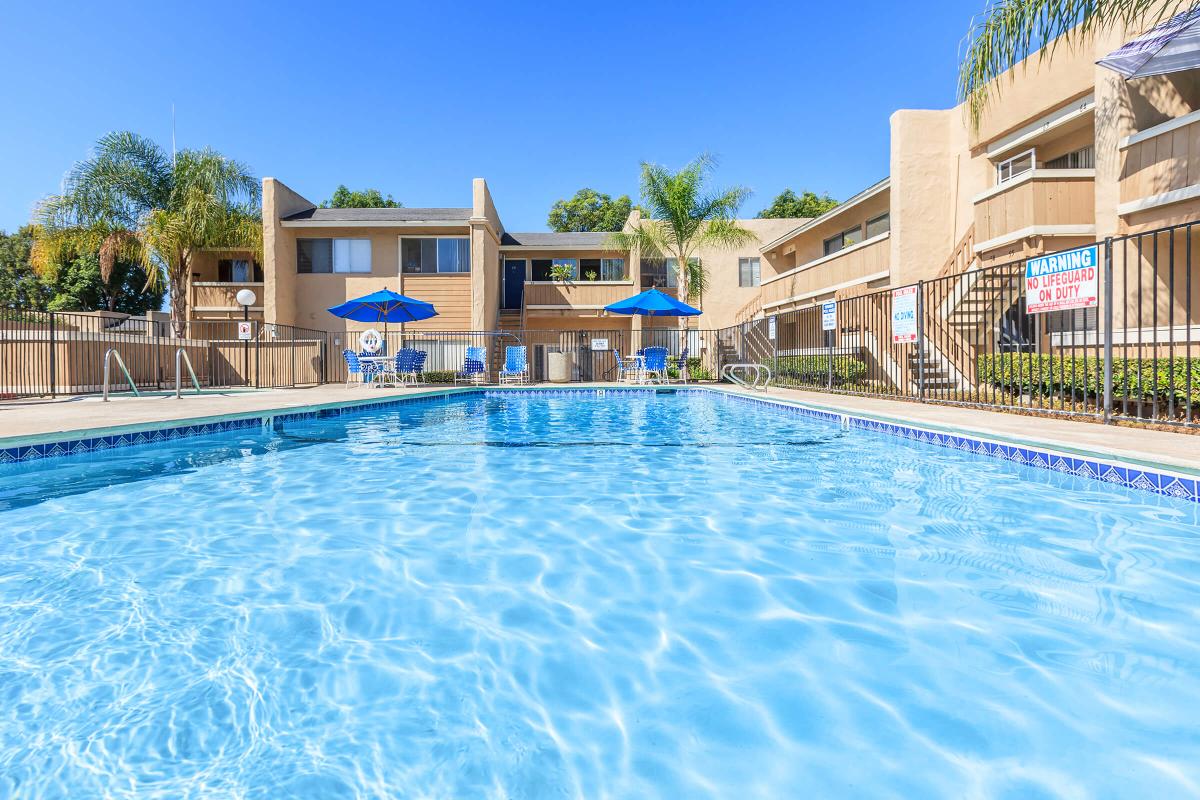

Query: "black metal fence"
(723, 220), (1199, 429)
(0, 313), (328, 399)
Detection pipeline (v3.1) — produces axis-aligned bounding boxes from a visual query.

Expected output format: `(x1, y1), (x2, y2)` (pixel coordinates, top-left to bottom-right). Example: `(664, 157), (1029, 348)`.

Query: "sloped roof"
(500, 231), (614, 248)
(281, 207), (472, 223)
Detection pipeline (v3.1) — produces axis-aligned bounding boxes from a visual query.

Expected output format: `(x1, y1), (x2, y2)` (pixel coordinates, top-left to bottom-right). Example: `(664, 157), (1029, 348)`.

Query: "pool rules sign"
(1024, 244), (1099, 314)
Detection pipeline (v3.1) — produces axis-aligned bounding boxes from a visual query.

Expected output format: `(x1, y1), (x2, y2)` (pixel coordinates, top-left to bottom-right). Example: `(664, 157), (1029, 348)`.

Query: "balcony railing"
(760, 234), (890, 311)
(524, 281), (639, 308)
(190, 281), (263, 312)
(972, 169), (1095, 251)
(1119, 110), (1200, 215)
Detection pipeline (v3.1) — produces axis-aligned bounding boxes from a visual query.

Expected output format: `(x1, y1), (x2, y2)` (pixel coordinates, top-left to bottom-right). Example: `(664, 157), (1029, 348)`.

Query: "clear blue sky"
(0, 0), (984, 234)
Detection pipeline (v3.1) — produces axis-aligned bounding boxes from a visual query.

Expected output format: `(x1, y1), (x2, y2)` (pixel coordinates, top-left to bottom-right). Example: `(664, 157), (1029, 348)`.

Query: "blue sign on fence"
(821, 301), (837, 332)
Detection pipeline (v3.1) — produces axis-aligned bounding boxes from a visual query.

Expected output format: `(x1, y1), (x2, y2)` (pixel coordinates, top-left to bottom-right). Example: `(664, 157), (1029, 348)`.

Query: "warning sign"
(1024, 245), (1099, 314)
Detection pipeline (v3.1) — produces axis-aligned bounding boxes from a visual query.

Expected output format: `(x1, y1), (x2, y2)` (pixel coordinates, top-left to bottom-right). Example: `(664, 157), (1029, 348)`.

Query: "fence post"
(48, 312), (56, 398)
(255, 329), (261, 389)
(153, 318), (161, 390)
(1102, 237), (1114, 424)
(826, 317), (833, 391)
(916, 280), (925, 401)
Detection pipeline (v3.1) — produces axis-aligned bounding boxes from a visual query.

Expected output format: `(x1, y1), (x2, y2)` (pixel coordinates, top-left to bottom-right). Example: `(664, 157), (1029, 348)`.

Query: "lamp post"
(236, 288), (256, 387)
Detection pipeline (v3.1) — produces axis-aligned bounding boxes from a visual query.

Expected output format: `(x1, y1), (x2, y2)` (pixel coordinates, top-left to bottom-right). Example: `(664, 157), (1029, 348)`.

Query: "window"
(531, 258), (554, 281)
(823, 225), (863, 256)
(1045, 145), (1094, 170)
(552, 258), (578, 279)
(738, 257), (761, 287)
(579, 258), (625, 280)
(601, 258), (625, 280)
(298, 239), (332, 273)
(996, 148), (1035, 184)
(641, 258), (668, 289)
(218, 259), (263, 282)
(865, 213), (890, 239)
(334, 239), (371, 273)
(401, 237), (471, 274)
(298, 239), (370, 273)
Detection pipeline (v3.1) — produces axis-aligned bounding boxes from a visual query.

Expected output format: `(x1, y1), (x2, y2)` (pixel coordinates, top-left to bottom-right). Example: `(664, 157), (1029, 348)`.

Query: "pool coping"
(1, 385), (1197, 503)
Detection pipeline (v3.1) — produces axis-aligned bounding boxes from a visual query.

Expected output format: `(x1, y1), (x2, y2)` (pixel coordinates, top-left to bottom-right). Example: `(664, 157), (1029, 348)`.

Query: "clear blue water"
(2, 391), (1200, 799)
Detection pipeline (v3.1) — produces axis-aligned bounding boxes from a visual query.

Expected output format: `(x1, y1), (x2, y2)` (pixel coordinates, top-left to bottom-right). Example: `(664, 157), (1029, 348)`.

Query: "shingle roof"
(281, 207), (473, 223)
(500, 231), (614, 248)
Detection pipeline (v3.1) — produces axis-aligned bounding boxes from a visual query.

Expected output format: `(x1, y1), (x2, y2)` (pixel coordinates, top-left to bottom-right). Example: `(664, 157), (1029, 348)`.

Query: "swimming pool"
(2, 390), (1199, 797)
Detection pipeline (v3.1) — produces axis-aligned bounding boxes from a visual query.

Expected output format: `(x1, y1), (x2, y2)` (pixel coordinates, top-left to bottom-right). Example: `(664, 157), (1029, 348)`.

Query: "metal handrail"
(175, 348), (202, 398)
(722, 363), (772, 392)
(102, 348), (141, 401)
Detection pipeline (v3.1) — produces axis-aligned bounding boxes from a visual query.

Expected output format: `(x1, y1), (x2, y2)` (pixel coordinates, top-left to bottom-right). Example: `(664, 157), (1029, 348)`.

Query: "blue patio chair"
(343, 349), (380, 387)
(643, 346), (669, 383)
(456, 346), (487, 384)
(410, 350), (428, 384)
(391, 350), (424, 388)
(498, 346), (529, 384)
(613, 350), (644, 384)
(671, 347), (690, 384)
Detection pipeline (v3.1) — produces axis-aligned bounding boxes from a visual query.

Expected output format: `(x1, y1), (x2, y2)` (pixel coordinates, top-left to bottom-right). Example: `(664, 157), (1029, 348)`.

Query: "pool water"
(2, 391), (1199, 798)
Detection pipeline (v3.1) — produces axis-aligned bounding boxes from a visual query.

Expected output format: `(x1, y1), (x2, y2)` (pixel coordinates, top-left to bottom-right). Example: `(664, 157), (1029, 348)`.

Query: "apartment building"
(198, 178), (800, 348)
(746, 16), (1200, 323)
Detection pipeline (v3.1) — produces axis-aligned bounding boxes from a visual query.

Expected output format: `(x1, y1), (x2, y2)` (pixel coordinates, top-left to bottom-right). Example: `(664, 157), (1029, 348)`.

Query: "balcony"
(760, 234), (890, 311)
(972, 169), (1095, 253)
(189, 282), (263, 316)
(524, 281), (642, 310)
(1119, 110), (1200, 216)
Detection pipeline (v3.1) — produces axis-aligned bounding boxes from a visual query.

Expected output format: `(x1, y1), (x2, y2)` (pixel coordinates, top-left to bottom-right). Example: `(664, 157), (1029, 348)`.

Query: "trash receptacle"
(547, 350), (570, 383)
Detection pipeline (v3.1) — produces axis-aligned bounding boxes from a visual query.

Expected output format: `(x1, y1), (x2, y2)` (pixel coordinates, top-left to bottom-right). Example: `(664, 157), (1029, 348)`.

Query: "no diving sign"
(1024, 245), (1099, 314)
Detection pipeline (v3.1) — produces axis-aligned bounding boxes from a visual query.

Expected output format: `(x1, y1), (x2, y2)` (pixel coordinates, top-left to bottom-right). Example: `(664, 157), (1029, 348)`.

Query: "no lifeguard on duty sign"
(1024, 244), (1099, 314)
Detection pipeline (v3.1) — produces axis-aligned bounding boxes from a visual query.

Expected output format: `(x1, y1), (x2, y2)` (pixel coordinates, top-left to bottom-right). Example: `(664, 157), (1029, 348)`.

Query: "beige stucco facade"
(750, 18), (1200, 319)
(220, 16), (1200, 338)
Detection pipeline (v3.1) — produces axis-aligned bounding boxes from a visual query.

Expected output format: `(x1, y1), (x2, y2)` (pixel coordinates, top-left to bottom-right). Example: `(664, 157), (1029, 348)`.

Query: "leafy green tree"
(33, 131), (261, 335)
(959, 0), (1182, 127)
(46, 251), (165, 315)
(548, 189), (635, 232)
(757, 189), (839, 219)
(322, 186), (402, 208)
(1, 226), (163, 313)
(0, 227), (52, 310)
(608, 154), (755, 306)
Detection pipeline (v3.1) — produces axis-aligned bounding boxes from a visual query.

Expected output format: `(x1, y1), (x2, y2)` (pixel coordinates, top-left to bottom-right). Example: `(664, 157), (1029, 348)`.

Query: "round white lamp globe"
(235, 289), (257, 307)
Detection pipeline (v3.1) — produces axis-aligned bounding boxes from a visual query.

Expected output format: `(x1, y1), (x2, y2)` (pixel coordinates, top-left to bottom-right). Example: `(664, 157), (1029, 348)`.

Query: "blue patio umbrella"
(328, 288), (437, 351)
(603, 287), (702, 317)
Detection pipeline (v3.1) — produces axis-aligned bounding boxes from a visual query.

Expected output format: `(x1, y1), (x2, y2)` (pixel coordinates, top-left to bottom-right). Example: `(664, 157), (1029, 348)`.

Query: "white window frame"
(333, 238), (372, 273)
(996, 148), (1036, 185)
(600, 257), (625, 281)
(399, 236), (472, 275)
(738, 257), (761, 287)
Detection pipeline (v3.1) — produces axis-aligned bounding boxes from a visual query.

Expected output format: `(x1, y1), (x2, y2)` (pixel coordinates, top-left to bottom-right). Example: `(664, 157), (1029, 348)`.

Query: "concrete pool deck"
(1, 382), (1197, 475)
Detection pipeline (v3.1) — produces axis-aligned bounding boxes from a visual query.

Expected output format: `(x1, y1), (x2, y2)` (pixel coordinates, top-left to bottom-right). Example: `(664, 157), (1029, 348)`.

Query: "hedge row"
(765, 356), (869, 386)
(976, 354), (1200, 404)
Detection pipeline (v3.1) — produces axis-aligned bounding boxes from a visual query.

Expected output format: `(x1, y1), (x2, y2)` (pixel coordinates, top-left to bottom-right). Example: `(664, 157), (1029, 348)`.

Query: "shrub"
(420, 370), (458, 384)
(764, 355), (868, 386)
(976, 354), (1200, 405)
(667, 356), (713, 381)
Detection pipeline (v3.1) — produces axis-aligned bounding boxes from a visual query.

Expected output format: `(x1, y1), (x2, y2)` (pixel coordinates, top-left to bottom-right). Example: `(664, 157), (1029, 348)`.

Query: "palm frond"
(959, 0), (1192, 128)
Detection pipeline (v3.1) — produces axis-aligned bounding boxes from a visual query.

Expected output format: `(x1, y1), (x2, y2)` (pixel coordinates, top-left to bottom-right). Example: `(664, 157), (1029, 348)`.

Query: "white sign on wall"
(891, 285), (918, 343)
(821, 301), (837, 332)
(1024, 244), (1099, 314)
(768, 315), (777, 341)
(590, 338), (609, 351)
(237, 321), (253, 340)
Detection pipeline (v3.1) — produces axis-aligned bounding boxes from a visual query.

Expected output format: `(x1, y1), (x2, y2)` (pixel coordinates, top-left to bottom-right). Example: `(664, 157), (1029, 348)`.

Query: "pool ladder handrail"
(721, 363), (772, 392)
(175, 348), (202, 399)
(102, 348), (141, 402)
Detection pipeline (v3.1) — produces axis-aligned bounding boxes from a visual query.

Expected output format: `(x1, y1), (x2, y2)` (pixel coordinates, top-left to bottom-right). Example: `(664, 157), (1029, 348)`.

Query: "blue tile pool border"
(1, 386), (1196, 503)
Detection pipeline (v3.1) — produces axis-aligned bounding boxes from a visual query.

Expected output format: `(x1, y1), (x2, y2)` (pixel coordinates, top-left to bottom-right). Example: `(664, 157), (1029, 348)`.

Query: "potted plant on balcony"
(550, 261), (574, 283)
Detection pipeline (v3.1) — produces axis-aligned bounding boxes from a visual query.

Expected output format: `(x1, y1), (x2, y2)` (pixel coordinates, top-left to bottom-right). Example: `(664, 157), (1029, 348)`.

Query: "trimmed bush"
(976, 354), (1200, 405)
(765, 355), (869, 386)
(420, 370), (458, 384)
(667, 356), (714, 381)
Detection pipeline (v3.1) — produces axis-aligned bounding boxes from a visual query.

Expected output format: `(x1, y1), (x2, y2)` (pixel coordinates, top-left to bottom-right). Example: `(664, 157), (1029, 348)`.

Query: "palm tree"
(958, 0), (1193, 128)
(32, 131), (261, 335)
(608, 154), (756, 308)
